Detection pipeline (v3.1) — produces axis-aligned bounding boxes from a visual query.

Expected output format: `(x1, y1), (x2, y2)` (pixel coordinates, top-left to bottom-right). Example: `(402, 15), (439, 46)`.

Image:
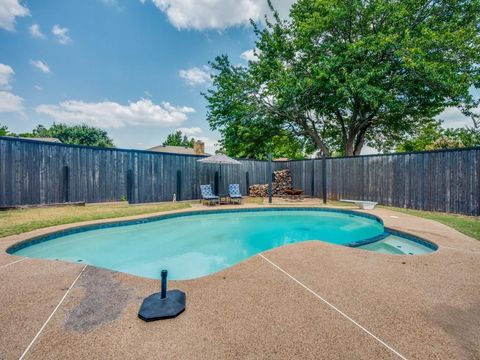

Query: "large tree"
(205, 0), (480, 156)
(20, 123), (115, 147)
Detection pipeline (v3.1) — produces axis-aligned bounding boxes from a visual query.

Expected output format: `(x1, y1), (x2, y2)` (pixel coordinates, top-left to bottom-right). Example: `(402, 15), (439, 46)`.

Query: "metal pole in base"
(138, 269), (186, 321)
(161, 270), (167, 299)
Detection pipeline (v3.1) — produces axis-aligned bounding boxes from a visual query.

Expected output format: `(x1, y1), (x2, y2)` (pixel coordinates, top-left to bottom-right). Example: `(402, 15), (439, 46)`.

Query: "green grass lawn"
(382, 207), (480, 241)
(330, 200), (479, 241)
(326, 200), (357, 207)
(0, 202), (191, 238)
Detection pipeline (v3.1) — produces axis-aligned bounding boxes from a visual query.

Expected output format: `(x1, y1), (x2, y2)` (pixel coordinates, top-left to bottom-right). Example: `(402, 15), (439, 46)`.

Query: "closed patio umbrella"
(197, 154), (241, 195)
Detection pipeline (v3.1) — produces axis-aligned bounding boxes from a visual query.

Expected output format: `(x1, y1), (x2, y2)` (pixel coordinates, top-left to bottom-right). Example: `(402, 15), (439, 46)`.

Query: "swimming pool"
(8, 208), (437, 280)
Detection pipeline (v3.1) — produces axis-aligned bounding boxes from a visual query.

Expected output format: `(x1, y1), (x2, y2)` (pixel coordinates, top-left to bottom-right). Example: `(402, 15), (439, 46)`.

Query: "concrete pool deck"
(0, 201), (479, 359)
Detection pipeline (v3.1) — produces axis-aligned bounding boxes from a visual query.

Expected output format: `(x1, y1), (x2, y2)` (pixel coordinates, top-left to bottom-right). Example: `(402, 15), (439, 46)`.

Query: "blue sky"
(0, 0), (476, 154)
(0, 0), (295, 152)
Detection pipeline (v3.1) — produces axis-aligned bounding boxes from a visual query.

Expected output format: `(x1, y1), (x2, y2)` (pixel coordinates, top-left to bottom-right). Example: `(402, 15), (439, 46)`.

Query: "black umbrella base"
(138, 289), (186, 321)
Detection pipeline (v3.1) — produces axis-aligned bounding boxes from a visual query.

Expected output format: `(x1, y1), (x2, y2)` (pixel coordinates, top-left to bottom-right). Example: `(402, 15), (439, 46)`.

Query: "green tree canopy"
(204, 56), (315, 159)
(19, 123), (115, 147)
(217, 118), (315, 159)
(397, 122), (480, 151)
(205, 0), (480, 157)
(162, 131), (195, 147)
(443, 127), (480, 148)
(0, 124), (10, 137)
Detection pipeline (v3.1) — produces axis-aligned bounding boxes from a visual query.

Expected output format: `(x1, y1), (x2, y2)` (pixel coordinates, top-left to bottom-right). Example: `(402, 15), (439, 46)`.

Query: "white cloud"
(0, 63), (24, 114)
(144, 90), (152, 97)
(30, 59), (50, 73)
(437, 107), (478, 128)
(175, 126), (203, 136)
(0, 90), (24, 113)
(179, 66), (210, 86)
(29, 23), (45, 38)
(34, 85), (43, 91)
(0, 0), (29, 31)
(52, 24), (71, 44)
(0, 63), (14, 89)
(100, 0), (123, 10)
(240, 49), (259, 62)
(36, 98), (195, 128)
(142, 0), (294, 30)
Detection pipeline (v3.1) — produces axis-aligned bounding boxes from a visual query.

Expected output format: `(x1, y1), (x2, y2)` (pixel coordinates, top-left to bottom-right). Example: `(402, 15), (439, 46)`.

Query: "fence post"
(268, 153), (272, 203)
(176, 170), (182, 201)
(127, 169), (133, 204)
(62, 165), (69, 203)
(322, 154), (327, 204)
(310, 158), (315, 197)
(246, 171), (250, 195)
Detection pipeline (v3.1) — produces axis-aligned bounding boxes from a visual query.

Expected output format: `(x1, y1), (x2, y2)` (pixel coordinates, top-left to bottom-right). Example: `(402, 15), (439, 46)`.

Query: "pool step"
(347, 232), (390, 248)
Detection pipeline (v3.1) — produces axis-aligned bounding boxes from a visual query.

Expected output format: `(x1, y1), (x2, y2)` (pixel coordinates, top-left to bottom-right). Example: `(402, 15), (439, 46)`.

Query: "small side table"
(218, 194), (231, 205)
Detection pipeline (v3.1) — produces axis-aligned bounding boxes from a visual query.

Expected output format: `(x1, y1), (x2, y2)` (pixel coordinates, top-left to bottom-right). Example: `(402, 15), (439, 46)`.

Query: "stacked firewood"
(249, 184), (269, 197)
(249, 169), (293, 197)
(272, 169), (292, 195)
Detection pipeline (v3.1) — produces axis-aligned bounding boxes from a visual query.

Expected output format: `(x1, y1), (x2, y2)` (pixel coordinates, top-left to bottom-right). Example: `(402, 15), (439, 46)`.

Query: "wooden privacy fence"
(0, 137), (478, 215)
(0, 137), (280, 206)
(283, 148), (480, 216)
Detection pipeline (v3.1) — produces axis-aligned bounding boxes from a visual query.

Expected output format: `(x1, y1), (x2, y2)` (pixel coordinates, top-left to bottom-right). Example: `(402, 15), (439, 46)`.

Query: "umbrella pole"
(219, 163), (222, 194)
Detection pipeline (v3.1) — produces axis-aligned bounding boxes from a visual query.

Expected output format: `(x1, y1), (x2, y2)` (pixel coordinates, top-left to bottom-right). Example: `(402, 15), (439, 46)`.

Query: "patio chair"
(200, 184), (219, 206)
(228, 184), (243, 204)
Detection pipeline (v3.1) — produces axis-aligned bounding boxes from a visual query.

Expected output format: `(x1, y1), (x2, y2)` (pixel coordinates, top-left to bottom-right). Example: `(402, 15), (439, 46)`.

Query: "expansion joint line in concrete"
(18, 265), (88, 360)
(258, 253), (408, 360)
(0, 257), (27, 270)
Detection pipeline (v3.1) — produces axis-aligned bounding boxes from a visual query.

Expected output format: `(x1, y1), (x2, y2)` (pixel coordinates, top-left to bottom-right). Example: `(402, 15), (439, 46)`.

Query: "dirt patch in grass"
(326, 200), (356, 207)
(244, 196), (264, 205)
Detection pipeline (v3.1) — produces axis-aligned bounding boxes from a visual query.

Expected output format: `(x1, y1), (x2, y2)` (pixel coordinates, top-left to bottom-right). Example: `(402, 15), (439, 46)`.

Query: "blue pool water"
(10, 209), (436, 280)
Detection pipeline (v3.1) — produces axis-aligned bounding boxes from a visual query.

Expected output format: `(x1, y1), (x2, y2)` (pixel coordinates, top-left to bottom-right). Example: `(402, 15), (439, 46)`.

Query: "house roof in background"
(147, 145), (210, 156)
(6, 136), (63, 144)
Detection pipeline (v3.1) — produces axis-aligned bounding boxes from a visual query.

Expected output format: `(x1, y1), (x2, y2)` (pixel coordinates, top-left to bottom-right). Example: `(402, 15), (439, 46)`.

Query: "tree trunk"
(346, 119), (371, 156)
(353, 134), (366, 156)
(353, 143), (364, 156)
(312, 134), (331, 156)
(345, 134), (365, 156)
(345, 139), (355, 156)
(303, 126), (331, 156)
